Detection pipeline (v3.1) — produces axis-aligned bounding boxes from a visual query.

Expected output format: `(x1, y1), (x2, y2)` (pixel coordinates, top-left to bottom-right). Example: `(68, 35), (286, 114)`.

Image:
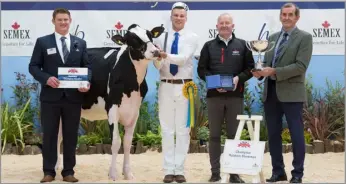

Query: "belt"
(161, 79), (192, 84)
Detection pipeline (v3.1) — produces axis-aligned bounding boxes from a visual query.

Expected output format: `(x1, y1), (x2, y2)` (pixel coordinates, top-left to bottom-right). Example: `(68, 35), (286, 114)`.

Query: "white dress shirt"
(153, 27), (199, 80)
(218, 34), (232, 46)
(55, 32), (71, 63)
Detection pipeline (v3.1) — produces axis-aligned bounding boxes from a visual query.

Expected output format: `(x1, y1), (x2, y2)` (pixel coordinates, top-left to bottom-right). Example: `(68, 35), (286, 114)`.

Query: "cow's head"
(111, 24), (164, 61)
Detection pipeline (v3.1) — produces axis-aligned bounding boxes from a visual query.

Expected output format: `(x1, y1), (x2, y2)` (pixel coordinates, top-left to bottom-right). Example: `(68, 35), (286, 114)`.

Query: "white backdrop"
(1, 9), (344, 56)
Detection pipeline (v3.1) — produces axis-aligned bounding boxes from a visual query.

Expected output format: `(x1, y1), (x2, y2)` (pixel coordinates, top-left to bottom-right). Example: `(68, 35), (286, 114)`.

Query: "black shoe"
(266, 173), (288, 182)
(290, 177), (302, 183)
(163, 175), (175, 183)
(208, 173), (221, 182)
(229, 174), (245, 183)
(175, 175), (186, 183)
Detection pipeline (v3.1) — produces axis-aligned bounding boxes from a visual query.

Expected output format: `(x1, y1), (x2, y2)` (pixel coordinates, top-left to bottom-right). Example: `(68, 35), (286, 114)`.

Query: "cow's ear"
(111, 35), (125, 45)
(151, 25), (165, 38)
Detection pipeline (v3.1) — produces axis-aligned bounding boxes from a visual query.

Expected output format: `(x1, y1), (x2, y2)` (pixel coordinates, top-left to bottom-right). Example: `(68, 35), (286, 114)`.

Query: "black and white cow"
(55, 24), (165, 180)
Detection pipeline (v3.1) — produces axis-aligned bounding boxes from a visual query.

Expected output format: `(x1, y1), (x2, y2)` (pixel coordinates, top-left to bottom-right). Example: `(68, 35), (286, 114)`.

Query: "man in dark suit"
(29, 8), (91, 183)
(252, 3), (313, 183)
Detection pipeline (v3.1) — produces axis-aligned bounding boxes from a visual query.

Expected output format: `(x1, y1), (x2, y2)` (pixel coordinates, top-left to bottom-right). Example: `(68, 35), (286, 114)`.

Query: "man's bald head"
(216, 13), (234, 39)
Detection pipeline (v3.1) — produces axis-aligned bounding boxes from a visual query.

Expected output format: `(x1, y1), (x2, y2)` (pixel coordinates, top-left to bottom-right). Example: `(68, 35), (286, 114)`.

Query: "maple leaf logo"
(322, 21), (330, 29)
(12, 22), (20, 30)
(115, 21), (123, 30)
(237, 141), (251, 148)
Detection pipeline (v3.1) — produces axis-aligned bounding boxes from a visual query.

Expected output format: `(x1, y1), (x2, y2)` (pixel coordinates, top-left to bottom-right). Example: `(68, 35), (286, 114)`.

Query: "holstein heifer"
(54, 24), (164, 180)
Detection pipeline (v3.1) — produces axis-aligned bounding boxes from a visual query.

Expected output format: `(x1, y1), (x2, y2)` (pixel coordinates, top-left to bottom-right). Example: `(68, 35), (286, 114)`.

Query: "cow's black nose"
(153, 50), (160, 57)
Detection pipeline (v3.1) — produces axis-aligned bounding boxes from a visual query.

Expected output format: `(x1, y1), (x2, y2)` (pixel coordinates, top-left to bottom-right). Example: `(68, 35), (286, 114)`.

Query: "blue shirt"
(272, 26), (297, 66)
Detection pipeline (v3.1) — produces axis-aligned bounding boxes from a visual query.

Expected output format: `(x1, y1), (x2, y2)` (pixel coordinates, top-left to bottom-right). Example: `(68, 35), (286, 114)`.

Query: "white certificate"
(221, 139), (266, 175)
(58, 67), (89, 88)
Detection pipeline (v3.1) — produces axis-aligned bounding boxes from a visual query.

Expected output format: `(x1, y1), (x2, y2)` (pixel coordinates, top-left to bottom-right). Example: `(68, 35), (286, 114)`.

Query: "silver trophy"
(246, 40), (275, 71)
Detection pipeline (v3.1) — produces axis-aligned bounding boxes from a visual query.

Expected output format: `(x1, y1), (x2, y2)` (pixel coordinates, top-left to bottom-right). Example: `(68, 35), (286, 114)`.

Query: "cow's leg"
(108, 105), (121, 181)
(122, 111), (138, 180)
(55, 118), (63, 170)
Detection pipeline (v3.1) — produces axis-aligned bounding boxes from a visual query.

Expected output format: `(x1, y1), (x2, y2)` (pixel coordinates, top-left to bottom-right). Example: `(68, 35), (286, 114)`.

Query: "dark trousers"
(41, 96), (82, 177)
(264, 79), (305, 178)
(207, 96), (243, 174)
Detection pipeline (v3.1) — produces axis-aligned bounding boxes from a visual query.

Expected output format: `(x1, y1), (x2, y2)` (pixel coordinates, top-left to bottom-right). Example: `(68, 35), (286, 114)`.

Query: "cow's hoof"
(108, 167), (117, 181)
(108, 174), (117, 181)
(123, 172), (134, 180)
(123, 167), (134, 180)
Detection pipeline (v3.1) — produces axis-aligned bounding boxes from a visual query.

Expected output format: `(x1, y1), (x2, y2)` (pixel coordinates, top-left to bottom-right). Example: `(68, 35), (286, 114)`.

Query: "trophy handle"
(245, 42), (253, 51)
(266, 41), (276, 52)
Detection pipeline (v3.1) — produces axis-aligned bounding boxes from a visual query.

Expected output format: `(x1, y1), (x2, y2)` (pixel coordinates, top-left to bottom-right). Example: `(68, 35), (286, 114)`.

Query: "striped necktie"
(170, 32), (179, 76)
(60, 36), (69, 63)
(272, 32), (288, 67)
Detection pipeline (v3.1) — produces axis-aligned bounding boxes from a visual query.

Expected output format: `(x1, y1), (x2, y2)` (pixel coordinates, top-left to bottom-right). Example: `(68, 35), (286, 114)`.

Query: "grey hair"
(217, 13), (233, 23)
(280, 2), (300, 16)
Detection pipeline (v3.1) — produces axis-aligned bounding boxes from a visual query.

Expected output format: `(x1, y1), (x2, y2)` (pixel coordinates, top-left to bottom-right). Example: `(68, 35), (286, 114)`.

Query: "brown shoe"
(175, 175), (186, 183)
(40, 175), (55, 183)
(163, 175), (175, 183)
(63, 175), (79, 182)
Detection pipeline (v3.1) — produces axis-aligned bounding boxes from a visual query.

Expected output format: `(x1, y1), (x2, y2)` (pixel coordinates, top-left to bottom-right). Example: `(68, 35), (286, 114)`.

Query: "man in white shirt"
(153, 2), (199, 183)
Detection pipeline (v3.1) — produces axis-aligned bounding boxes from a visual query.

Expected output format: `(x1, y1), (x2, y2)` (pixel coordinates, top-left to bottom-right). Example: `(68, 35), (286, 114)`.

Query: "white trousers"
(158, 82), (190, 175)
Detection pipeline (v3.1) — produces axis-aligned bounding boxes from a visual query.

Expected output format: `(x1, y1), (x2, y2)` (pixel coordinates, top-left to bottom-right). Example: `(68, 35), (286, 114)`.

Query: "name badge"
(47, 48), (57, 55)
(232, 49), (240, 55)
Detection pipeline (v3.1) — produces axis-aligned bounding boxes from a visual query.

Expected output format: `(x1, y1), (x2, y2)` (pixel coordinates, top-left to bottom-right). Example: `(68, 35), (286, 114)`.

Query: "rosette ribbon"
(182, 81), (198, 128)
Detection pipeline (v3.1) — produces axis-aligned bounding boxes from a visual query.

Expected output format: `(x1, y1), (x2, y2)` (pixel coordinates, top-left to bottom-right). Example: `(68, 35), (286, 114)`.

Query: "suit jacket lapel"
(276, 28), (300, 63)
(51, 33), (64, 64)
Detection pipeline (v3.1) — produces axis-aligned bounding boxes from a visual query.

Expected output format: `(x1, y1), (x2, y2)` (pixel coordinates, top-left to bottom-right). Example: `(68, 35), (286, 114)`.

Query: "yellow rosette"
(182, 81), (198, 128)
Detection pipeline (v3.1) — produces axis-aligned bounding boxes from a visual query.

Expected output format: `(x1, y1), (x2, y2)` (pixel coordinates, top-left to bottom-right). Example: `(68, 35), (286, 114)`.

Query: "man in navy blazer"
(29, 8), (91, 183)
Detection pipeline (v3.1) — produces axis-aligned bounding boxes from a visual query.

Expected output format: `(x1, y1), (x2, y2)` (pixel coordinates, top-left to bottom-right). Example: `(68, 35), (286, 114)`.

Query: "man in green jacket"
(252, 3), (313, 183)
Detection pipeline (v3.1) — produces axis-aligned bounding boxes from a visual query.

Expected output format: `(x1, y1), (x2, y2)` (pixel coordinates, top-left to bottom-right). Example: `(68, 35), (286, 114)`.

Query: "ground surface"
(1, 151), (344, 183)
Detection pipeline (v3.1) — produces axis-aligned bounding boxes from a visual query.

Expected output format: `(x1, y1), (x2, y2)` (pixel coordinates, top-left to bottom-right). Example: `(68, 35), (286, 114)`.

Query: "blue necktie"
(170, 32), (179, 76)
(272, 32), (288, 67)
(61, 36), (69, 63)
